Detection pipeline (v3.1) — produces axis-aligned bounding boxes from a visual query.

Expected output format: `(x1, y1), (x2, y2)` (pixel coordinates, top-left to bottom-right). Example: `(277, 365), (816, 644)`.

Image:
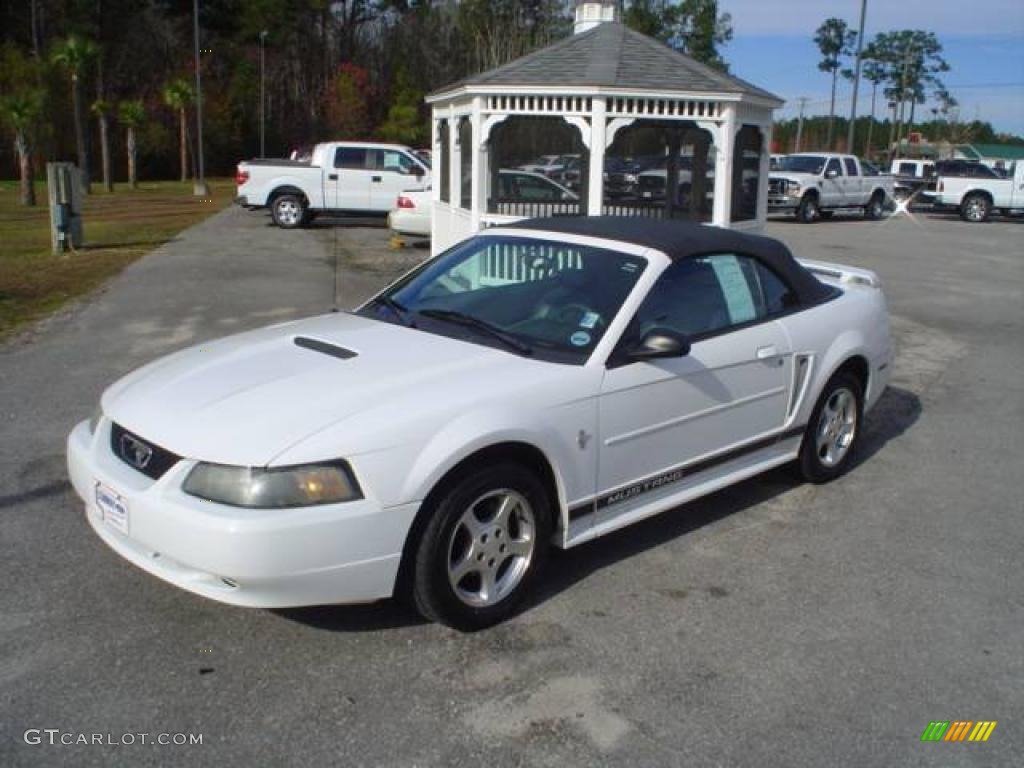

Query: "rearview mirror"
(627, 328), (690, 361)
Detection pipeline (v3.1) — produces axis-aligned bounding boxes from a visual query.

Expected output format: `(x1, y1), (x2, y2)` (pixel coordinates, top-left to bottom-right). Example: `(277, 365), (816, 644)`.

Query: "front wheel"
(271, 194), (307, 229)
(797, 194), (820, 223)
(799, 371), (864, 483)
(411, 463), (552, 630)
(960, 193), (990, 223)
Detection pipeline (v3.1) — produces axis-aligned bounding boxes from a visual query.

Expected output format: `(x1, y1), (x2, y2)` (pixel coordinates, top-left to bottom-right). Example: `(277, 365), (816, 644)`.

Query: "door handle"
(328, 173), (338, 181)
(756, 345), (778, 360)
(371, 176), (382, 183)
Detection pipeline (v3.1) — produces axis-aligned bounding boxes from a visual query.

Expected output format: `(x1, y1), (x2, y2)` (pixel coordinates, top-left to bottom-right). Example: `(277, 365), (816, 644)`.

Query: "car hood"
(102, 313), (548, 467)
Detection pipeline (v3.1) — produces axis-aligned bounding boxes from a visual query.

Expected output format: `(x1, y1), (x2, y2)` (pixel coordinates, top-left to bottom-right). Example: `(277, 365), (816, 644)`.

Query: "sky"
(719, 0), (1024, 136)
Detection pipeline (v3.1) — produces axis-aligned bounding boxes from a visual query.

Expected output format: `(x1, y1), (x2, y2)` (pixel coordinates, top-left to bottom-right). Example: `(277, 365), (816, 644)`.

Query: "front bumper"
(67, 419), (419, 608)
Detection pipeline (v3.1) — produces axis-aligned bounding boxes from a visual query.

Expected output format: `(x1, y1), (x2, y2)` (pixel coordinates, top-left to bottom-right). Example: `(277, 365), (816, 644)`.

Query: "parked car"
(388, 170), (578, 235)
(769, 153), (894, 223)
(235, 142), (431, 228)
(603, 156), (644, 199)
(931, 160), (1024, 222)
(388, 188), (432, 237)
(68, 216), (892, 630)
(518, 154), (578, 177)
(889, 158), (936, 202)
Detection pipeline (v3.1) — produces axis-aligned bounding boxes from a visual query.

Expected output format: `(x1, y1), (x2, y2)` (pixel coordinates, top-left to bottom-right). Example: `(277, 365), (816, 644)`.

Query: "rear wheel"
(411, 463), (552, 630)
(797, 194), (820, 223)
(960, 193), (990, 223)
(271, 193), (306, 229)
(864, 191), (885, 220)
(799, 371), (864, 483)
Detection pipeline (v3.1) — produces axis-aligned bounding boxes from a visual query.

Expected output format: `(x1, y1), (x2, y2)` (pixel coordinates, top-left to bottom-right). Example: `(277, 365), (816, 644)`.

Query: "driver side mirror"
(627, 328), (690, 361)
(411, 165), (425, 178)
(825, 168), (839, 179)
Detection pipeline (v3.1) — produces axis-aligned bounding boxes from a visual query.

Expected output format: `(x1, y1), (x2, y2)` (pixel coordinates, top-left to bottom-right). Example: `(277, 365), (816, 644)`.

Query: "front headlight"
(183, 461), (362, 508)
(786, 180), (802, 197)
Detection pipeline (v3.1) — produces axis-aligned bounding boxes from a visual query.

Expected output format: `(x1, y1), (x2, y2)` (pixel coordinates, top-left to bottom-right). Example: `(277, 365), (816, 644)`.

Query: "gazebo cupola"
(426, 0), (783, 254)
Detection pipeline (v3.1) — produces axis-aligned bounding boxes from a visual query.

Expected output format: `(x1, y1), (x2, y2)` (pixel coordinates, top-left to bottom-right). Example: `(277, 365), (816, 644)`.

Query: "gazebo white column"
(587, 98), (607, 216)
(756, 123), (773, 228)
(711, 104), (737, 227)
(470, 96), (487, 231)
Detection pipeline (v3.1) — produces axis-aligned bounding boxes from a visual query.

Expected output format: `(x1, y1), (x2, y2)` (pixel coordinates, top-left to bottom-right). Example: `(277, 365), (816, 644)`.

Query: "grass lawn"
(0, 178), (234, 338)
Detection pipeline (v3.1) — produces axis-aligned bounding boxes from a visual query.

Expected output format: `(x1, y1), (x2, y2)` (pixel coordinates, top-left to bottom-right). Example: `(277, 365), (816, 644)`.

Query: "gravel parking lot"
(1, 207), (1021, 767)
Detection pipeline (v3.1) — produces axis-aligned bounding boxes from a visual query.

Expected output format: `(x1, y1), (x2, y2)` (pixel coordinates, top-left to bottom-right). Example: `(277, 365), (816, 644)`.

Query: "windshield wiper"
(418, 309), (533, 356)
(371, 295), (416, 327)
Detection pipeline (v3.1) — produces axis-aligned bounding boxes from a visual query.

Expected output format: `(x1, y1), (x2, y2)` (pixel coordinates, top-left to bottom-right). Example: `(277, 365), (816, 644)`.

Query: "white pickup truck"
(235, 142), (431, 228)
(769, 153), (894, 223)
(931, 161), (1024, 222)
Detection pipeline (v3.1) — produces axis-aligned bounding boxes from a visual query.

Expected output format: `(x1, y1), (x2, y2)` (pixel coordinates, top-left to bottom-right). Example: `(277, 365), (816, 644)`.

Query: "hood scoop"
(293, 336), (357, 360)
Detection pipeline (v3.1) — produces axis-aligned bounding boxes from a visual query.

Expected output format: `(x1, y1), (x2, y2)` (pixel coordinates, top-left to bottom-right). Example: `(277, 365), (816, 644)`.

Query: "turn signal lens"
(396, 195), (416, 209)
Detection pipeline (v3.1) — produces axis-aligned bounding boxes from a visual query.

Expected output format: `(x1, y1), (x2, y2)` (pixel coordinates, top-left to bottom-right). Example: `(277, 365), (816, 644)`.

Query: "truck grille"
(769, 178), (785, 195)
(110, 423), (181, 480)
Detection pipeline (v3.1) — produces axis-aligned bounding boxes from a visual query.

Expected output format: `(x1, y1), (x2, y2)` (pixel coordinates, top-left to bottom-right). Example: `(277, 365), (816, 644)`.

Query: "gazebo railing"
(488, 199), (583, 218)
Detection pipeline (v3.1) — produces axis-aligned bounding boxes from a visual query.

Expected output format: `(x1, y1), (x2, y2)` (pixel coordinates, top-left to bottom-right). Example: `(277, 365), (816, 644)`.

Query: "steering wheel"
(554, 303), (603, 329)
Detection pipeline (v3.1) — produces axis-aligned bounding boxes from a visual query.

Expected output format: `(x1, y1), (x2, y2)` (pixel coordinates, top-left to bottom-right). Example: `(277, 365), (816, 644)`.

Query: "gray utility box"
(47, 162), (84, 254)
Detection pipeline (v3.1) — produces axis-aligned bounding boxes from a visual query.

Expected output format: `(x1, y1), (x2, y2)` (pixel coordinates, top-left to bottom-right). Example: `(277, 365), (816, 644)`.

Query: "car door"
(821, 157), (845, 207)
(843, 157), (863, 205)
(596, 253), (794, 520)
(368, 149), (426, 212)
(329, 147), (372, 210)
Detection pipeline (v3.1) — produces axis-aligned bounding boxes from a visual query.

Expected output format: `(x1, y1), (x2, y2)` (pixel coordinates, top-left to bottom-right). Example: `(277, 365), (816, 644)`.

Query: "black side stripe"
(568, 424), (806, 521)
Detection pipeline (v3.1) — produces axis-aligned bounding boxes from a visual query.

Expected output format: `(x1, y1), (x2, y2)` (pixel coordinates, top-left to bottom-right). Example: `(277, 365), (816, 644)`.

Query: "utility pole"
(795, 97), (809, 153)
(259, 30), (268, 158)
(846, 0), (868, 154)
(192, 0), (209, 196)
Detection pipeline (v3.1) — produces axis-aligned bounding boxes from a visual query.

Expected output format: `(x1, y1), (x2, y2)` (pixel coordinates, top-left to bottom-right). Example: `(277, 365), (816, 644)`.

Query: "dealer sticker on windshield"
(579, 312), (600, 329)
(95, 482), (129, 536)
(570, 331), (592, 347)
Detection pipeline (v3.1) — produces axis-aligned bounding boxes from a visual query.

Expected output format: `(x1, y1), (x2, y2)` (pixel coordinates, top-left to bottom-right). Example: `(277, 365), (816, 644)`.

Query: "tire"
(271, 193), (306, 229)
(820, 211), (835, 220)
(798, 371), (864, 484)
(864, 191), (885, 220)
(960, 193), (990, 223)
(411, 463), (552, 630)
(797, 194), (820, 223)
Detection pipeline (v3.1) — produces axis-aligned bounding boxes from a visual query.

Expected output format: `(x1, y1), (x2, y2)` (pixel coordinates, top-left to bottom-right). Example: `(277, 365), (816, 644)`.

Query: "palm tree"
(52, 35), (98, 193)
(0, 90), (43, 206)
(118, 100), (145, 189)
(91, 98), (113, 192)
(162, 78), (194, 183)
(814, 18), (856, 150)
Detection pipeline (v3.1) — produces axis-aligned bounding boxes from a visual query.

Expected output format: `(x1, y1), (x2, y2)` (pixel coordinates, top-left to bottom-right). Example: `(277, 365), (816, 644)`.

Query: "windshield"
(779, 155), (827, 174)
(358, 236), (648, 364)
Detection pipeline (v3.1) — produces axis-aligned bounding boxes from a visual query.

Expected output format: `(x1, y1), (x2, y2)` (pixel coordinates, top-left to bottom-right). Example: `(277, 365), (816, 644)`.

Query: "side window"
(334, 147), (367, 169)
(379, 150), (415, 174)
(898, 162), (916, 176)
(825, 158), (842, 177)
(627, 253), (796, 342)
(844, 158), (859, 176)
(516, 175), (560, 201)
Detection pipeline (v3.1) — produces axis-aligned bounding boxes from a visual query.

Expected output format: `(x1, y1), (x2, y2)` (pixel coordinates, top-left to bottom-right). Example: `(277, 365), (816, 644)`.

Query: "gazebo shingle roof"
(429, 22), (781, 103)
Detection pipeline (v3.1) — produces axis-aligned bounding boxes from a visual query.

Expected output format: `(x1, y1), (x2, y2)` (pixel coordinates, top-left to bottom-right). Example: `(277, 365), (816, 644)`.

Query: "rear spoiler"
(798, 259), (882, 289)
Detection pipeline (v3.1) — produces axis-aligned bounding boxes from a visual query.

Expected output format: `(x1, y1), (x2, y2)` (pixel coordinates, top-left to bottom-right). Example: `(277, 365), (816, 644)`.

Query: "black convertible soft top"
(501, 216), (833, 306)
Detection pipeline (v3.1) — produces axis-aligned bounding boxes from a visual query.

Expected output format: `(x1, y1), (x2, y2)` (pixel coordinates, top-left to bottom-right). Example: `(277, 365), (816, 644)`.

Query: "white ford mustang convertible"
(68, 217), (892, 629)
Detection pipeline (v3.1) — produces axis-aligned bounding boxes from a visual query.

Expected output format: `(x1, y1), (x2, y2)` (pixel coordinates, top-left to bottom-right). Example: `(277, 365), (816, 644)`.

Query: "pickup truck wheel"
(411, 463), (552, 630)
(799, 371), (864, 484)
(960, 193), (990, 223)
(864, 192), (885, 220)
(271, 194), (306, 229)
(797, 194), (820, 223)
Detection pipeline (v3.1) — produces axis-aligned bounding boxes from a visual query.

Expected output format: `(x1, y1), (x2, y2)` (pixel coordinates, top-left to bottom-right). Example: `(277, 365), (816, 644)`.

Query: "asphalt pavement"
(1, 206), (1021, 767)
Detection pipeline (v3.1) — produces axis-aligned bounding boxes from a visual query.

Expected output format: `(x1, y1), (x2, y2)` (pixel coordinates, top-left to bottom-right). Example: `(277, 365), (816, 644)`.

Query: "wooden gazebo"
(426, 1), (783, 254)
